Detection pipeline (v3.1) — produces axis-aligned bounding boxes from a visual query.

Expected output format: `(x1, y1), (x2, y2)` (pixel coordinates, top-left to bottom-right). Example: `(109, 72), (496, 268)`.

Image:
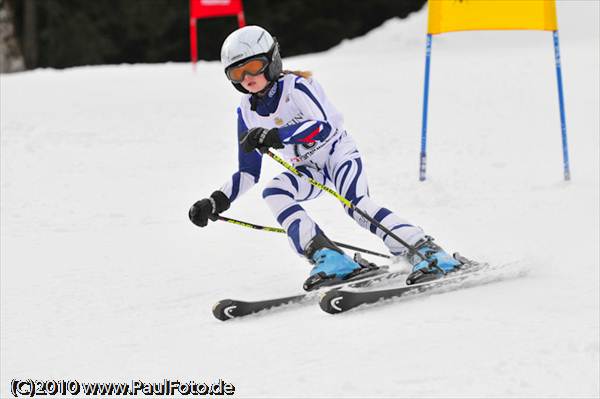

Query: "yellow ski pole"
(216, 215), (391, 259)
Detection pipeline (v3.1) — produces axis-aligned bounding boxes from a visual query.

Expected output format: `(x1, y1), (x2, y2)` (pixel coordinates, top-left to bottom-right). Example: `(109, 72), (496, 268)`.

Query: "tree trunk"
(0, 0), (26, 73)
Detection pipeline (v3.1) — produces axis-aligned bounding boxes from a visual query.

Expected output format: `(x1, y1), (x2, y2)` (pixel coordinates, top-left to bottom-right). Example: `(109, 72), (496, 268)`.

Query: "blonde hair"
(283, 70), (313, 79)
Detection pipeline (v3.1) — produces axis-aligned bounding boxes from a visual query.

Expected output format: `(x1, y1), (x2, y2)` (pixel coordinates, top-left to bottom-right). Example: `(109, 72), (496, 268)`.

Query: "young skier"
(189, 25), (461, 289)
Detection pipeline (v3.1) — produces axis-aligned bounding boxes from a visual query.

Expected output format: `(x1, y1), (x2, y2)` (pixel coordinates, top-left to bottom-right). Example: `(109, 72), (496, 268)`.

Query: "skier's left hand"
(240, 127), (284, 153)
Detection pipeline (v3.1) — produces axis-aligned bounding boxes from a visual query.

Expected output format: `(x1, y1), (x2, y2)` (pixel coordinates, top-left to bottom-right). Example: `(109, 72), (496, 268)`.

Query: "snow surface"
(1, 1), (599, 398)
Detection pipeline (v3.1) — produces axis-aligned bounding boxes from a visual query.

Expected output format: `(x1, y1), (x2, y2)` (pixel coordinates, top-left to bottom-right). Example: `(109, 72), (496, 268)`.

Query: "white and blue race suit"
(219, 73), (425, 257)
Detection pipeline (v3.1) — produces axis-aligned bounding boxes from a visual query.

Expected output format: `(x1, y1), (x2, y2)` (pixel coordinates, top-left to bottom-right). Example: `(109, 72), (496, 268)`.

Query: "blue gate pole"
(552, 30), (571, 181)
(419, 34), (433, 181)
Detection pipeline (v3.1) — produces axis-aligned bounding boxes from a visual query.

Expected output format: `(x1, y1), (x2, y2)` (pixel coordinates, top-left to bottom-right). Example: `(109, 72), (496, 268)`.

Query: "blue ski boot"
(406, 236), (462, 285)
(302, 233), (378, 291)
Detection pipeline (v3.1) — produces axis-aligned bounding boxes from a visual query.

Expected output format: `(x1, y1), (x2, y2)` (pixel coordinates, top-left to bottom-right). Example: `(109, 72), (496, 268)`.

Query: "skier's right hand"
(240, 127), (284, 153)
(189, 191), (231, 227)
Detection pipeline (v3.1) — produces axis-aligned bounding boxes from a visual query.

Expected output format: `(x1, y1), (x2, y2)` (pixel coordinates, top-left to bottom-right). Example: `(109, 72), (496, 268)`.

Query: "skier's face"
(241, 73), (269, 93)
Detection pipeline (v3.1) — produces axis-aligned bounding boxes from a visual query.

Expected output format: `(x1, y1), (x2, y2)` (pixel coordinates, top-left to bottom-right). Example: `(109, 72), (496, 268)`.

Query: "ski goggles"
(225, 56), (269, 83)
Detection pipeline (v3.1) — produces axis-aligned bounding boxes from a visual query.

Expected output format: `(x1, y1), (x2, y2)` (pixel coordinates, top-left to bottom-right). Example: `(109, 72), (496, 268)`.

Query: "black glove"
(240, 127), (284, 153)
(188, 191), (231, 227)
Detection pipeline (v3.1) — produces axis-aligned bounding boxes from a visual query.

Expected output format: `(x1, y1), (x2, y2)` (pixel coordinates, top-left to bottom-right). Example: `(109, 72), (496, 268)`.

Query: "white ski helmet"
(220, 25), (282, 93)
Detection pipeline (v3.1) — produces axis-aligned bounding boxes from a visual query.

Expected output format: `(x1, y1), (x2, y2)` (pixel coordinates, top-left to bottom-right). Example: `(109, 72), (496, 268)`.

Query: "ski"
(319, 260), (495, 314)
(212, 294), (309, 321)
(212, 264), (412, 321)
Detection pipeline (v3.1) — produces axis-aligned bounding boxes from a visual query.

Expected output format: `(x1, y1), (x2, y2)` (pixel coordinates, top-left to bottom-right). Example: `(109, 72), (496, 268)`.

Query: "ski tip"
(212, 299), (238, 321)
(319, 290), (348, 314)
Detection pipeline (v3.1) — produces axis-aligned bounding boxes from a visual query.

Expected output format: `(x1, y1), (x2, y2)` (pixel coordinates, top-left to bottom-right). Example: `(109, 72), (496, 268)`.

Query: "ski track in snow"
(1, 2), (599, 398)
(339, 260), (532, 315)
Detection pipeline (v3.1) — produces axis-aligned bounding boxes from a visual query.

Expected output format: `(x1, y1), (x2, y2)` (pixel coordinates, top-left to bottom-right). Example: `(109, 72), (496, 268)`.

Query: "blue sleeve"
(221, 109), (263, 203)
(236, 108), (262, 182)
